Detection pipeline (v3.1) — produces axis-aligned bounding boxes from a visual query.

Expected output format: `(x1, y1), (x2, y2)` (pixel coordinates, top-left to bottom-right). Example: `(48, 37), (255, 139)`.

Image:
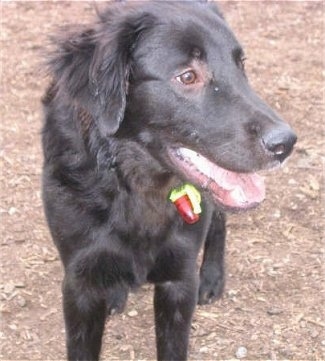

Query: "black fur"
(42, 2), (296, 360)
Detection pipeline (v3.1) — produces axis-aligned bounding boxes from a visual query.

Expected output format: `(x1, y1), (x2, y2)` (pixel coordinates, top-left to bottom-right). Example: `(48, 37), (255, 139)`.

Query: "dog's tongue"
(176, 148), (265, 209)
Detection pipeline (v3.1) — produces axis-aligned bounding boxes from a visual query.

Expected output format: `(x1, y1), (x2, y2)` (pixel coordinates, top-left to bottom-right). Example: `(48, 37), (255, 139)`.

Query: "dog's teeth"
(202, 178), (213, 189)
(179, 148), (196, 158)
(230, 186), (247, 204)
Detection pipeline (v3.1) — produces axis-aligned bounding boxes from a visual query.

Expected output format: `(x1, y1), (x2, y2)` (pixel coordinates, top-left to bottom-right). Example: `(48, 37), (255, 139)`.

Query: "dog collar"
(169, 183), (202, 224)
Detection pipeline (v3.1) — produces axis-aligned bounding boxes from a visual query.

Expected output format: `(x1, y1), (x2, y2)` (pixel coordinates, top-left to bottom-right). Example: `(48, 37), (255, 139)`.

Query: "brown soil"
(1, 2), (324, 360)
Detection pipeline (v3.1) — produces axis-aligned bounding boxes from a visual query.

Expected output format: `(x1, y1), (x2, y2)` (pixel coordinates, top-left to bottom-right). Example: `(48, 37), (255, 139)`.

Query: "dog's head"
(49, 1), (296, 211)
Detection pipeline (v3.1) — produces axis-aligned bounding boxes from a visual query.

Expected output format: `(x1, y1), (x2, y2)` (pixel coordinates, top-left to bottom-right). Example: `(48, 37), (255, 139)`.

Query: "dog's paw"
(106, 286), (128, 316)
(198, 263), (225, 305)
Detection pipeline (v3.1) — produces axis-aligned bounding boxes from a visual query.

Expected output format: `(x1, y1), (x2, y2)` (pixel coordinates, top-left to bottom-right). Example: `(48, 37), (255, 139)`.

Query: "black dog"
(42, 1), (296, 360)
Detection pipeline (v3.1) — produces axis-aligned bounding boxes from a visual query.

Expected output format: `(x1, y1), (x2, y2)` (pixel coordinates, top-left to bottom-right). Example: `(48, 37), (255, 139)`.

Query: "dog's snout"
(262, 126), (297, 162)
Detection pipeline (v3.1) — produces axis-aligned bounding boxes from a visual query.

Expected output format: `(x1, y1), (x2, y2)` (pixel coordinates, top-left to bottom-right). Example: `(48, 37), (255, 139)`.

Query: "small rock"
(309, 176), (320, 191)
(127, 310), (138, 317)
(3, 283), (15, 294)
(228, 289), (239, 297)
(199, 346), (209, 353)
(310, 329), (319, 339)
(267, 307), (283, 316)
(300, 321), (306, 328)
(236, 346), (247, 359)
(9, 323), (18, 331)
(16, 295), (27, 307)
(8, 207), (17, 215)
(273, 324), (282, 335)
(273, 210), (281, 218)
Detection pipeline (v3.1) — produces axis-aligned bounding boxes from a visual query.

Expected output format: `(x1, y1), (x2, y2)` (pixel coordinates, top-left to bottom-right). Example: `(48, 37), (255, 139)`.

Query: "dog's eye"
(176, 70), (197, 85)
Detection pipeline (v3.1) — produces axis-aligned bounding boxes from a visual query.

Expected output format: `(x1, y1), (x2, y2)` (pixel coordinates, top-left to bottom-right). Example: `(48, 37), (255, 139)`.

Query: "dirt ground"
(0, 1), (324, 360)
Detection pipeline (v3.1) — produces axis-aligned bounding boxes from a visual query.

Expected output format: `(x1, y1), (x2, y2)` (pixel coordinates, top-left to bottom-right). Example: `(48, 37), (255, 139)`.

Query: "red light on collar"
(169, 184), (202, 224)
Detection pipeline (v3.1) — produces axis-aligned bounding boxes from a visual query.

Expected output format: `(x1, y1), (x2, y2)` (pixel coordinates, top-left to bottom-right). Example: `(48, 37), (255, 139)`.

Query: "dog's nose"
(262, 126), (297, 162)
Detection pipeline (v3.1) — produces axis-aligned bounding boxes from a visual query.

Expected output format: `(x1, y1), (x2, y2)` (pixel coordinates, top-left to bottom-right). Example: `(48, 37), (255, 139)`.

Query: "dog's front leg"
(62, 275), (106, 361)
(198, 210), (226, 304)
(154, 275), (198, 361)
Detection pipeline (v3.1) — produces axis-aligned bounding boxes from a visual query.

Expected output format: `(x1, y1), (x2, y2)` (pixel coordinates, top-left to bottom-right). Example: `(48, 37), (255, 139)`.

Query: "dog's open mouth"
(169, 147), (265, 210)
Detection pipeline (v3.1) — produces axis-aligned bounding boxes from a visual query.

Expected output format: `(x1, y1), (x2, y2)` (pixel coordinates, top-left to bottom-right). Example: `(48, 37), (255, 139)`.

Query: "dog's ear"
(89, 12), (157, 136)
(48, 12), (156, 136)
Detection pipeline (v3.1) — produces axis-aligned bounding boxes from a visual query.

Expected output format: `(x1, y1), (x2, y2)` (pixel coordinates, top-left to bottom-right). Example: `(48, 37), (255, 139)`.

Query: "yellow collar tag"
(169, 183), (202, 224)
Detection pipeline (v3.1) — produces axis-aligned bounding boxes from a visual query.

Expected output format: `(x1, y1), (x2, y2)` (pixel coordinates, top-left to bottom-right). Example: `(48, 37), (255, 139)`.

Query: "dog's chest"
(111, 190), (212, 249)
(108, 193), (213, 286)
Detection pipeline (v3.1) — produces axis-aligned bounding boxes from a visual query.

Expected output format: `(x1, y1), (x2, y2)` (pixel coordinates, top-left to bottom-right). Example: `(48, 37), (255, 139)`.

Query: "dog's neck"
(114, 140), (178, 196)
(72, 104), (182, 199)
